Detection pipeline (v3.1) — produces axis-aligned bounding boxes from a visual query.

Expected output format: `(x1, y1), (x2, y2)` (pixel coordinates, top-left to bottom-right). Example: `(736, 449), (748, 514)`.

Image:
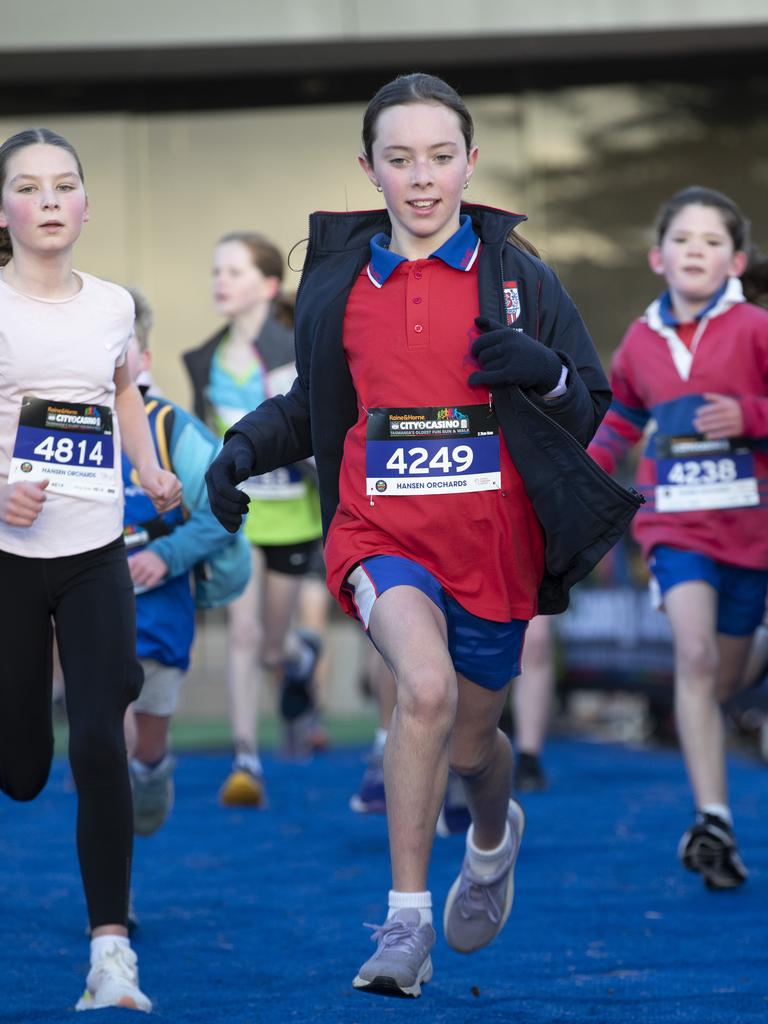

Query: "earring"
(463, 181), (470, 190)
(375, 185), (383, 193)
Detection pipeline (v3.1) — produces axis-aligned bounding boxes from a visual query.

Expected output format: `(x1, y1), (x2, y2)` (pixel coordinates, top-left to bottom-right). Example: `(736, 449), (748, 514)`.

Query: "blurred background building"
(3, 1), (768, 399)
(4, 2), (768, 732)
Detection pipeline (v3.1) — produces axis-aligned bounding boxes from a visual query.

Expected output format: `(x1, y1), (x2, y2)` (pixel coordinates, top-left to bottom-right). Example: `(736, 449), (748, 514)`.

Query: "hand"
(0, 480), (49, 527)
(693, 393), (744, 439)
(205, 433), (255, 533)
(468, 317), (563, 394)
(138, 466), (182, 514)
(128, 548), (168, 589)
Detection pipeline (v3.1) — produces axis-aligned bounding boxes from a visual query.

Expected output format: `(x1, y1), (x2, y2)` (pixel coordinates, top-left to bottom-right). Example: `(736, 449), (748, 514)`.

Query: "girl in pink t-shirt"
(0, 128), (180, 1013)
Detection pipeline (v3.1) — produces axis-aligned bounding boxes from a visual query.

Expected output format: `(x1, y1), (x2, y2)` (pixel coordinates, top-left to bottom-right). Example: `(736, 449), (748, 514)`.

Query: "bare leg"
(226, 546), (267, 755)
(450, 676), (513, 849)
(297, 576), (331, 710)
(261, 568), (305, 672)
(370, 648), (397, 731)
(368, 587), (457, 892)
(132, 712), (171, 764)
(513, 614), (554, 756)
(665, 582), (726, 807)
(739, 614), (768, 691)
(717, 632), (758, 703)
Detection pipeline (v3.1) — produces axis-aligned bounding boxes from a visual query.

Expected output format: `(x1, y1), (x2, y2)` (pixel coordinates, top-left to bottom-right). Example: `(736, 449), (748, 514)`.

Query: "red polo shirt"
(324, 247), (544, 622)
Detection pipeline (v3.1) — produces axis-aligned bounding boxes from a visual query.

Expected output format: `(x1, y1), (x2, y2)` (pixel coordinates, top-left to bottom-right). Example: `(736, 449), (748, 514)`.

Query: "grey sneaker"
(443, 798), (525, 954)
(352, 908), (435, 998)
(129, 754), (176, 837)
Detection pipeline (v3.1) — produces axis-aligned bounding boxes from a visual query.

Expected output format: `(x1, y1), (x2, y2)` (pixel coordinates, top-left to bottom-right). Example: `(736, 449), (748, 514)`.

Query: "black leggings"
(0, 537), (143, 928)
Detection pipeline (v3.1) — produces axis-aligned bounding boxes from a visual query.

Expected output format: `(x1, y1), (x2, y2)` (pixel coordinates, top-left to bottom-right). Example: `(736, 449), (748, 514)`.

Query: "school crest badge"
(503, 281), (521, 326)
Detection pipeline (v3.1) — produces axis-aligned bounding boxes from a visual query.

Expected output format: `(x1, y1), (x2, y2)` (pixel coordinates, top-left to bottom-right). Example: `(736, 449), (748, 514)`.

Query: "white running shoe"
(75, 941), (152, 1012)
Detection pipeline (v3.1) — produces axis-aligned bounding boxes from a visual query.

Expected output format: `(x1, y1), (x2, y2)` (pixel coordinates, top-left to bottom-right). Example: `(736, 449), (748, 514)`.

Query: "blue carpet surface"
(1, 738), (766, 1023)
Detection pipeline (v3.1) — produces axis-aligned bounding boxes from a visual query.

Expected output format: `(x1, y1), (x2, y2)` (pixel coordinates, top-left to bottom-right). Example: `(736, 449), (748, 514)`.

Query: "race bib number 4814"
(8, 396), (118, 501)
(366, 405), (501, 496)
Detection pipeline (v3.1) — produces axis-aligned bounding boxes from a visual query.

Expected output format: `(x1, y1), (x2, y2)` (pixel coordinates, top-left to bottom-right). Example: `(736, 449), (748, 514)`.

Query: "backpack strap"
(142, 397), (188, 519)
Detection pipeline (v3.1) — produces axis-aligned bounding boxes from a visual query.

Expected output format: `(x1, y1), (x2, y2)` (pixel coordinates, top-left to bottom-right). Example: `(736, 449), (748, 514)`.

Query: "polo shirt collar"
(657, 280), (728, 326)
(367, 214), (480, 288)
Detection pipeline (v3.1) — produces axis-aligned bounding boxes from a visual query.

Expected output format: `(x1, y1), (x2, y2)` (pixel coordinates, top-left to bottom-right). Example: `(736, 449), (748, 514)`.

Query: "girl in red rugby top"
(589, 187), (768, 891)
(207, 73), (626, 998)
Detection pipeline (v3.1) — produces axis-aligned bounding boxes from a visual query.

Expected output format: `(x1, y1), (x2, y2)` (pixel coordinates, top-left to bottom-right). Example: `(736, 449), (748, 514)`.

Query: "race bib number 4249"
(366, 404), (501, 496)
(8, 396), (118, 501)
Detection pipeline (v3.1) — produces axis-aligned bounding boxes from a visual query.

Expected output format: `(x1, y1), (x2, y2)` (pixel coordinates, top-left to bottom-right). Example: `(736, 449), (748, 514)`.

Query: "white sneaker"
(75, 941), (152, 1012)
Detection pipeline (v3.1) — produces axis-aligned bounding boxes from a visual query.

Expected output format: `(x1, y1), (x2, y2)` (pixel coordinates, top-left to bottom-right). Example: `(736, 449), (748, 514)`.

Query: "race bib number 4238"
(366, 405), (501, 496)
(8, 396), (118, 501)
(654, 435), (758, 513)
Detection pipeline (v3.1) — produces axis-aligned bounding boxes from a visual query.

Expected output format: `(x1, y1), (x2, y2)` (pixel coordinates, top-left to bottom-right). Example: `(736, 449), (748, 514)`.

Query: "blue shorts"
(650, 545), (768, 637)
(345, 555), (528, 690)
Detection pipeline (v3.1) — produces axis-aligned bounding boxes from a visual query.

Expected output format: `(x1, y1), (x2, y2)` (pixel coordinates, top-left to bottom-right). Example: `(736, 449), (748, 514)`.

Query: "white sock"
(466, 822), (512, 880)
(387, 889), (432, 926)
(235, 752), (263, 776)
(130, 754), (169, 778)
(373, 728), (388, 755)
(90, 934), (130, 963)
(700, 803), (732, 827)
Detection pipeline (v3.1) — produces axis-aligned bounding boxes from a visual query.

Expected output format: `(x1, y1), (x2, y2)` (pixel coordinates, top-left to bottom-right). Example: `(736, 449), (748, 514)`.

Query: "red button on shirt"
(324, 255), (544, 623)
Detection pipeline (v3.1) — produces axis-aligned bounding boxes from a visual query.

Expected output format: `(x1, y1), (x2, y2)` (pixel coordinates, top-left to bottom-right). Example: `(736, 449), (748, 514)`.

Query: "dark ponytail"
(0, 226), (11, 268)
(741, 247), (768, 308)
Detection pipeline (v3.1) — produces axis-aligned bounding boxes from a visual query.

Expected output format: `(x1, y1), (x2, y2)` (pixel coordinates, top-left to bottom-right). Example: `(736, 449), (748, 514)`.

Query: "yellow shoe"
(219, 766), (266, 807)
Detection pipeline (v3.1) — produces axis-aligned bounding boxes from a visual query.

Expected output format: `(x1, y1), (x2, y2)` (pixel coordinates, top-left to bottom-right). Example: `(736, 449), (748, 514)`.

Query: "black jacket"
(182, 316), (295, 427)
(226, 204), (642, 612)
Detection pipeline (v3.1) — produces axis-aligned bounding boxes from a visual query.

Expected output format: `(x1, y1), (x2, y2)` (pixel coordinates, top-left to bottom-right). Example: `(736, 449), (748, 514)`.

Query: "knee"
(125, 660), (144, 705)
(676, 636), (719, 688)
(0, 757), (52, 802)
(397, 667), (457, 729)
(449, 729), (501, 779)
(69, 724), (125, 786)
(229, 618), (263, 655)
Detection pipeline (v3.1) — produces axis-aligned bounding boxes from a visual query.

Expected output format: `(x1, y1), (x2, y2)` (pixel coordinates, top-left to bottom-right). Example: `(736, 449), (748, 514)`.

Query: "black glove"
(205, 433), (256, 533)
(468, 317), (563, 395)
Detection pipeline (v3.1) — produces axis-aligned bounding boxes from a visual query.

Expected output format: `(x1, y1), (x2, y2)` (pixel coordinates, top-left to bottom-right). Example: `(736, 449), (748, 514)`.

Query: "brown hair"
(217, 231), (284, 282)
(361, 73), (539, 258)
(654, 186), (768, 305)
(361, 73), (474, 165)
(0, 128), (85, 267)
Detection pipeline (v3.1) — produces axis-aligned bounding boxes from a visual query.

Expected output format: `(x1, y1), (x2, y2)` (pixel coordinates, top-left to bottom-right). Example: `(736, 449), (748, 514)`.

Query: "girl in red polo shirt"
(207, 73), (617, 998)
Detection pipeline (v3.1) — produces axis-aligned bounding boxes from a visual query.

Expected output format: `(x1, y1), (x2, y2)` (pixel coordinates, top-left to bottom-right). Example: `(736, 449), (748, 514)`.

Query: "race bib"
(654, 435), (758, 512)
(8, 396), (118, 501)
(366, 405), (500, 496)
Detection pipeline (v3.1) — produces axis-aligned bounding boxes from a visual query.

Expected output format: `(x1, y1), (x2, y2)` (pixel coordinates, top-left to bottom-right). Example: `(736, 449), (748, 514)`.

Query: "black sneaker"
(678, 813), (748, 890)
(513, 752), (547, 794)
(280, 630), (321, 721)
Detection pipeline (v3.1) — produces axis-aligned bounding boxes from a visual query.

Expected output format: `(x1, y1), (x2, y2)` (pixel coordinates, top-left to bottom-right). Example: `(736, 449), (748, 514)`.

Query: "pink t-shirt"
(0, 270), (133, 558)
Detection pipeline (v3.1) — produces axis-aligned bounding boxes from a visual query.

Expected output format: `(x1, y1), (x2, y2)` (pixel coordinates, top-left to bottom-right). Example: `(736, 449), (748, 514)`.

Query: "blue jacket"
(124, 393), (240, 669)
(225, 204), (642, 613)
